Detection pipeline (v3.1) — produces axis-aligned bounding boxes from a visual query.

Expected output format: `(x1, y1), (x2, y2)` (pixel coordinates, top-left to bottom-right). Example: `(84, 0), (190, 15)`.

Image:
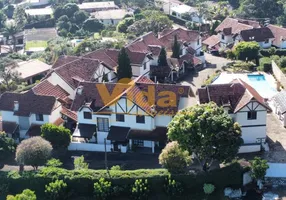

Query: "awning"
(107, 126), (130, 142)
(0, 121), (19, 134)
(26, 124), (41, 137)
(73, 123), (96, 138)
(127, 127), (167, 142)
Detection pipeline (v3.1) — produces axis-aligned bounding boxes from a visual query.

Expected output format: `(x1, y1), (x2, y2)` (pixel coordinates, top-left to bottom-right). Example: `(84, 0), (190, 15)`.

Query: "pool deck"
(212, 72), (278, 99)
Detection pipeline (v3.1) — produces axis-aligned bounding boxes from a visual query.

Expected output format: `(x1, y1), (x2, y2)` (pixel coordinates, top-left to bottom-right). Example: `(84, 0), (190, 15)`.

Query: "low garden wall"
(0, 163), (244, 199)
(238, 144), (261, 154)
(272, 61), (286, 88)
(68, 142), (113, 152)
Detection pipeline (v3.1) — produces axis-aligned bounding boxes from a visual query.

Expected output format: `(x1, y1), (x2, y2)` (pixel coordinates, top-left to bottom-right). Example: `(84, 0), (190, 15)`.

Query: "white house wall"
(49, 104), (62, 123)
(47, 72), (74, 99)
(241, 126), (266, 144)
(1, 111), (19, 123)
(155, 115), (172, 127)
(280, 41), (286, 49)
(93, 64), (116, 82)
(218, 33), (233, 46)
(29, 113), (49, 125)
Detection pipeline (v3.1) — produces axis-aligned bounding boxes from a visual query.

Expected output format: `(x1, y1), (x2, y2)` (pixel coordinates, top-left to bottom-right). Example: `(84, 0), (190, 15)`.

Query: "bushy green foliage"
(226, 50), (236, 60)
(250, 157), (269, 180)
(0, 132), (16, 160)
(203, 183), (215, 195)
(41, 123), (71, 149)
(74, 156), (89, 170)
(117, 47), (132, 81)
(159, 141), (191, 174)
(131, 179), (149, 200)
(117, 17), (134, 33)
(168, 103), (243, 171)
(232, 61), (256, 72)
(94, 178), (112, 200)
(259, 57), (272, 72)
(171, 35), (180, 59)
(46, 159), (63, 168)
(164, 175), (183, 196)
(234, 42), (260, 61)
(45, 180), (68, 200)
(6, 189), (36, 200)
(15, 137), (52, 170)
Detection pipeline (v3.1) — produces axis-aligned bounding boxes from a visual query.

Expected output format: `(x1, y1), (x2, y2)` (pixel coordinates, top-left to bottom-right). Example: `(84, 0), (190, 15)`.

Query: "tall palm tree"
(3, 22), (19, 52)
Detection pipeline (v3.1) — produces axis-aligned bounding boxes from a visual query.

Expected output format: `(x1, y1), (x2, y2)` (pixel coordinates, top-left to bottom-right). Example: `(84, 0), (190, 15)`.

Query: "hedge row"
(260, 49), (286, 57)
(0, 163), (243, 199)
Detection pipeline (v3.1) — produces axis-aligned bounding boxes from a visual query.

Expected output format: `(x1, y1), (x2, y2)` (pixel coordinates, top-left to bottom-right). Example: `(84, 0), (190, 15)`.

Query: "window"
(83, 112), (92, 119)
(36, 114), (43, 121)
(265, 39), (269, 43)
(116, 114), (125, 122)
(247, 111), (257, 120)
(221, 34), (225, 40)
(197, 39), (200, 45)
(136, 115), (145, 124)
(133, 140), (144, 147)
(97, 118), (109, 132)
(143, 62), (147, 70)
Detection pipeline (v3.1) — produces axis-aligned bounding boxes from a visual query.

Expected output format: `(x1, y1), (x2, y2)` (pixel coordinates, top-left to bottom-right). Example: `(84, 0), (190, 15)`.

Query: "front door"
(113, 143), (119, 151)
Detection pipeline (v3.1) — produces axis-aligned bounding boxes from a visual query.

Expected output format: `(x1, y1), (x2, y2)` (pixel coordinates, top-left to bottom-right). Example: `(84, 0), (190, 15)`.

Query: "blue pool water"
(247, 74), (277, 98)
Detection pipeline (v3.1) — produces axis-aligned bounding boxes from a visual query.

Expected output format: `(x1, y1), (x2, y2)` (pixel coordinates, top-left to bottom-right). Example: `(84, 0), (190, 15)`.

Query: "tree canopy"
(158, 47), (167, 67)
(167, 102), (243, 171)
(117, 47), (132, 81)
(171, 35), (180, 59)
(234, 41), (260, 62)
(0, 132), (16, 160)
(41, 123), (71, 149)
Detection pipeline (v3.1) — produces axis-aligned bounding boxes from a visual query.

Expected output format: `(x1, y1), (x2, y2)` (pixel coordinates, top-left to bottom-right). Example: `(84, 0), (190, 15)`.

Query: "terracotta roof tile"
(53, 117), (64, 126)
(203, 35), (220, 47)
(32, 80), (69, 99)
(267, 24), (286, 47)
(61, 107), (78, 121)
(0, 90), (57, 116)
(52, 55), (79, 69)
(215, 18), (255, 35)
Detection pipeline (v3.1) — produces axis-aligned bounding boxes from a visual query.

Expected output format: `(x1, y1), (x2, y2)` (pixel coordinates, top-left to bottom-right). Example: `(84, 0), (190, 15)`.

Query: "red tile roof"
(54, 58), (101, 89)
(52, 56), (79, 69)
(125, 48), (147, 65)
(61, 107), (77, 121)
(32, 80), (69, 100)
(198, 79), (270, 113)
(83, 49), (119, 70)
(0, 90), (57, 116)
(159, 28), (200, 50)
(240, 27), (274, 42)
(215, 18), (256, 35)
(267, 24), (286, 47)
(203, 35), (220, 47)
(53, 117), (64, 126)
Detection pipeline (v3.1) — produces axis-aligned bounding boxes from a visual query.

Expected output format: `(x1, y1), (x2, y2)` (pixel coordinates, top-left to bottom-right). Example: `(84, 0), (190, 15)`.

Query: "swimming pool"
(247, 74), (277, 99)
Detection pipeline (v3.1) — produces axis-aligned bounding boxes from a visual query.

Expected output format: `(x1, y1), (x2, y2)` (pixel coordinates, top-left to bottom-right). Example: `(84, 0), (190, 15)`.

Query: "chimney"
(14, 101), (19, 111)
(76, 86), (83, 95)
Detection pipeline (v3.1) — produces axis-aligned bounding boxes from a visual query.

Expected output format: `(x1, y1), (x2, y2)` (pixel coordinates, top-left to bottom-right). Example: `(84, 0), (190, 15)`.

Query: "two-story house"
(267, 24), (286, 49)
(0, 90), (63, 139)
(198, 79), (271, 150)
(68, 76), (194, 153)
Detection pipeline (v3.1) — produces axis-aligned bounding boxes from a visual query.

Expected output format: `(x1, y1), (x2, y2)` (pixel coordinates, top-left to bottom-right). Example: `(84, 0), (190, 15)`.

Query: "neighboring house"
(235, 27), (274, 49)
(202, 35), (220, 52)
(154, 0), (183, 15)
(25, 8), (53, 17)
(18, 0), (49, 7)
(91, 9), (132, 25)
(68, 76), (194, 153)
(198, 79), (271, 149)
(0, 45), (12, 57)
(15, 60), (51, 84)
(24, 28), (57, 55)
(159, 28), (202, 56)
(170, 4), (202, 23)
(271, 91), (286, 127)
(214, 17), (260, 48)
(0, 90), (63, 139)
(267, 24), (286, 49)
(77, 1), (118, 12)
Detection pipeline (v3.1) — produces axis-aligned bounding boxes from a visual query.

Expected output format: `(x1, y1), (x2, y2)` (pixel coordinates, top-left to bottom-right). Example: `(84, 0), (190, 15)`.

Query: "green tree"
(158, 47), (167, 67)
(72, 10), (88, 24)
(45, 180), (68, 200)
(74, 155), (89, 170)
(117, 17), (134, 33)
(82, 19), (104, 33)
(15, 137), (52, 170)
(250, 157), (269, 180)
(0, 10), (7, 29)
(159, 141), (192, 174)
(117, 47), (132, 81)
(56, 15), (71, 31)
(0, 57), (19, 91)
(46, 158), (63, 167)
(6, 189), (37, 200)
(171, 35), (180, 59)
(167, 102), (243, 172)
(3, 22), (20, 52)
(12, 6), (27, 29)
(4, 5), (14, 18)
(62, 3), (79, 18)
(234, 41), (260, 62)
(0, 132), (16, 160)
(53, 6), (64, 20)
(41, 123), (71, 149)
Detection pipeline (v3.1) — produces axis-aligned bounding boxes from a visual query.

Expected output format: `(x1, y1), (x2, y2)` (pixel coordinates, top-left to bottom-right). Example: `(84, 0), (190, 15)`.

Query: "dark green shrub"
(203, 183), (215, 194)
(110, 165), (121, 170)
(6, 189), (37, 200)
(164, 175), (183, 197)
(46, 159), (63, 168)
(45, 180), (68, 200)
(94, 178), (112, 200)
(131, 179), (149, 200)
(74, 156), (89, 170)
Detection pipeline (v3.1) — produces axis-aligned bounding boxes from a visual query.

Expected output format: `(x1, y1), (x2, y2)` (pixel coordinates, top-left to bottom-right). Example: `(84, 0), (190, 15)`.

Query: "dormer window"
(221, 34), (225, 40)
(83, 112), (92, 119)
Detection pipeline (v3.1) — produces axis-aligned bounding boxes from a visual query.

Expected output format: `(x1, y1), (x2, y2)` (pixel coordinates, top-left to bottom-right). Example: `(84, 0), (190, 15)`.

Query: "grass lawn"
(25, 40), (48, 50)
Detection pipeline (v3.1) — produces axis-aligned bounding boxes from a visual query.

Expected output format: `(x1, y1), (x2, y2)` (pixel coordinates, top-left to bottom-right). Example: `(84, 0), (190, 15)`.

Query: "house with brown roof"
(67, 76), (194, 153)
(267, 24), (286, 49)
(198, 79), (271, 152)
(0, 90), (63, 139)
